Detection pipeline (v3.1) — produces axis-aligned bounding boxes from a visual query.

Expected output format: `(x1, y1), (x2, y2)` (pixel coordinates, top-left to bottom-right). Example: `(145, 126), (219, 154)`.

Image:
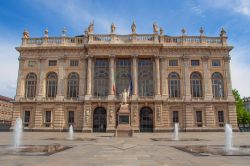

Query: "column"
(54, 104), (65, 130)
(37, 57), (46, 100)
(107, 103), (116, 131)
(79, 56), (86, 100)
(161, 58), (168, 98)
(82, 103), (92, 132)
(85, 55), (93, 98)
(154, 55), (161, 97)
(108, 54), (115, 99)
(224, 56), (234, 101)
(132, 54), (138, 98)
(131, 103), (139, 131)
(182, 55), (191, 101)
(205, 104), (215, 127)
(202, 55), (212, 100)
(15, 57), (25, 100)
(56, 56), (65, 100)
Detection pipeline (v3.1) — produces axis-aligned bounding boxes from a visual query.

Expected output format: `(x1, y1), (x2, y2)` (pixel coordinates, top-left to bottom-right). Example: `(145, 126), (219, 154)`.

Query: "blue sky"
(0, 0), (250, 98)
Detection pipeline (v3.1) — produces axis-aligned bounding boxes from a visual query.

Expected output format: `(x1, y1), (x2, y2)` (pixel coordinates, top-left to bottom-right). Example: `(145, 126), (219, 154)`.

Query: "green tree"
(232, 89), (250, 126)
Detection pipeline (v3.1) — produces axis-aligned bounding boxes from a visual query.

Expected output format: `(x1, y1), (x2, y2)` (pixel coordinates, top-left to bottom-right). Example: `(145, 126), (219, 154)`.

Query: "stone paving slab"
(0, 132), (250, 166)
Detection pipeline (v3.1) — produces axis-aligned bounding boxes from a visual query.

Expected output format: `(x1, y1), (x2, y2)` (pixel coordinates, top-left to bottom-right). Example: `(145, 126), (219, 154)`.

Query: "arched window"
(168, 72), (180, 98)
(94, 59), (109, 97)
(67, 72), (79, 98)
(212, 72), (224, 97)
(46, 72), (58, 98)
(25, 73), (37, 98)
(138, 59), (153, 96)
(190, 72), (202, 97)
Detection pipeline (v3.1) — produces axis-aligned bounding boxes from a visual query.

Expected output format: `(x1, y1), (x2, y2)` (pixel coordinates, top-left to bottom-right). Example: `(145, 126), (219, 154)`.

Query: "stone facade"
(12, 23), (238, 132)
(0, 95), (13, 124)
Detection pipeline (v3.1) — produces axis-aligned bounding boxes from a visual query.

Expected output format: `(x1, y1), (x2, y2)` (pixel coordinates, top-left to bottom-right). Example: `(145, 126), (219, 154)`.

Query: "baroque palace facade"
(12, 22), (238, 132)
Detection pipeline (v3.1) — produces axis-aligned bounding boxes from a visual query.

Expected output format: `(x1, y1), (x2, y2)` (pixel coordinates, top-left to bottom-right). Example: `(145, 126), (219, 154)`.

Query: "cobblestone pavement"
(0, 132), (250, 166)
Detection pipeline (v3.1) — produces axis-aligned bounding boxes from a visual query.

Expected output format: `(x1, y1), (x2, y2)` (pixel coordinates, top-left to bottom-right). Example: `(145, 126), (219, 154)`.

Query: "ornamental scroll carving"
(84, 105), (91, 125)
(156, 105), (162, 123)
(132, 105), (138, 124)
(109, 105), (115, 124)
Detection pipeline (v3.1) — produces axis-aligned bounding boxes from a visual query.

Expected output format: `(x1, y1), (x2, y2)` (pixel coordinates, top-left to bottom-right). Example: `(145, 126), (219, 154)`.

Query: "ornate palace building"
(12, 22), (238, 132)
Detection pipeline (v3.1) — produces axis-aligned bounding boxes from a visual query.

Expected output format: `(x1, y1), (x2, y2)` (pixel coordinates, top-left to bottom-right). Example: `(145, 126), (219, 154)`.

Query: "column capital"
(18, 56), (26, 62)
(58, 55), (66, 62)
(38, 56), (47, 62)
(223, 55), (231, 62)
(132, 53), (138, 58)
(85, 54), (93, 59)
(109, 54), (116, 58)
(181, 54), (190, 61)
(201, 55), (209, 61)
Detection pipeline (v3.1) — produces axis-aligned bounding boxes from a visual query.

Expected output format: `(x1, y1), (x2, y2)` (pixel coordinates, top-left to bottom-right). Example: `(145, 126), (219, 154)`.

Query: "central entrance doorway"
(93, 107), (106, 132)
(140, 107), (153, 132)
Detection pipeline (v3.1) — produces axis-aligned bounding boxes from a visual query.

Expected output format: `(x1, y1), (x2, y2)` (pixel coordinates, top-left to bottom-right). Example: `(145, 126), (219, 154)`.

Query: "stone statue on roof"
(153, 22), (158, 33)
(131, 21), (136, 33)
(88, 21), (94, 34)
(111, 23), (116, 34)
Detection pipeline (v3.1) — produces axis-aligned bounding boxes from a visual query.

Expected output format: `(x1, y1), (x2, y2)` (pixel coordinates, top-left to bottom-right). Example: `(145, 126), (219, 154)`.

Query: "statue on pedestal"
(153, 22), (158, 33)
(121, 89), (128, 104)
(88, 21), (94, 34)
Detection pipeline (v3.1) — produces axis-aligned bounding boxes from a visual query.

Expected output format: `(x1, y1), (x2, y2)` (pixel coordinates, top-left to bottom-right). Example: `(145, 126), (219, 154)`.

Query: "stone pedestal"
(115, 104), (133, 137)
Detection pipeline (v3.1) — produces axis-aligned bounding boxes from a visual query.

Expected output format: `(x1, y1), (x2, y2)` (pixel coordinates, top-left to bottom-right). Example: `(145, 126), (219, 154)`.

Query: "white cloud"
(231, 46), (250, 97)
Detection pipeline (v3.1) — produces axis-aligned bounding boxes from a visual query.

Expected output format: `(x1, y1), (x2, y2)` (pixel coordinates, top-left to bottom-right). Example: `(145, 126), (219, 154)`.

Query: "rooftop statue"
(153, 22), (158, 33)
(131, 21), (136, 33)
(111, 23), (116, 34)
(22, 30), (29, 39)
(88, 21), (94, 34)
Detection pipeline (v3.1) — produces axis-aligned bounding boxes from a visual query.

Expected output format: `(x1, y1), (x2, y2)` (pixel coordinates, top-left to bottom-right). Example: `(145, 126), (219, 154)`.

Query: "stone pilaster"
(132, 54), (138, 99)
(79, 56), (86, 100)
(15, 57), (25, 100)
(162, 103), (170, 129)
(224, 56), (234, 101)
(182, 55), (191, 101)
(34, 105), (43, 129)
(202, 55), (212, 100)
(56, 56), (65, 100)
(228, 103), (238, 129)
(53, 104), (65, 130)
(107, 103), (116, 132)
(185, 104), (193, 128)
(82, 103), (92, 132)
(131, 103), (139, 131)
(108, 54), (115, 99)
(161, 58), (168, 98)
(154, 55), (161, 98)
(85, 55), (93, 99)
(37, 57), (46, 100)
(205, 104), (215, 127)
(154, 103), (163, 131)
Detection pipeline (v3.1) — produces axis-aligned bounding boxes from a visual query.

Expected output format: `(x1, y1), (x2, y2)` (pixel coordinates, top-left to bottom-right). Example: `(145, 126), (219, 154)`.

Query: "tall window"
(168, 72), (180, 98)
(45, 111), (52, 127)
(23, 111), (30, 127)
(68, 111), (74, 125)
(212, 72), (224, 98)
(116, 59), (131, 95)
(196, 111), (203, 127)
(173, 111), (179, 123)
(94, 59), (109, 97)
(190, 72), (202, 97)
(25, 73), (37, 98)
(67, 72), (79, 98)
(46, 72), (58, 98)
(218, 111), (224, 127)
(138, 59), (153, 96)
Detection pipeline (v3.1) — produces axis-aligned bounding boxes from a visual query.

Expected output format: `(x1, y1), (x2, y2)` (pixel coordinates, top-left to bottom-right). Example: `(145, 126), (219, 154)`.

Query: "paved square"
(0, 132), (250, 166)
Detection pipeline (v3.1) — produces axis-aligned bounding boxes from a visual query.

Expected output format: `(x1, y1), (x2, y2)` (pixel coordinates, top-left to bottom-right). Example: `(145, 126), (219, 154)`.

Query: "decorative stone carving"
(111, 23), (116, 34)
(85, 107), (91, 125)
(131, 21), (136, 33)
(223, 55), (231, 62)
(109, 105), (114, 124)
(156, 106), (161, 123)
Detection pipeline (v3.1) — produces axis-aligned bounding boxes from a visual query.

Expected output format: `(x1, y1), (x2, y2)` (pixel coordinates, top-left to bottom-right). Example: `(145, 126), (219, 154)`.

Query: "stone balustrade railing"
(21, 33), (227, 47)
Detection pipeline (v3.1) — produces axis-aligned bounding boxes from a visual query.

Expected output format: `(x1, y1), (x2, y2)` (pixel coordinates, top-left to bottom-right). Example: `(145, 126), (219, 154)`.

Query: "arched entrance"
(93, 107), (106, 132)
(140, 107), (153, 132)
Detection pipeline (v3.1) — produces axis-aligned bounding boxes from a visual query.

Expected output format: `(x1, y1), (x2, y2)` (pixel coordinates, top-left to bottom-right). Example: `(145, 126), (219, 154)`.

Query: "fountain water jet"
(68, 125), (74, 140)
(173, 123), (179, 141)
(225, 123), (233, 152)
(14, 118), (23, 149)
